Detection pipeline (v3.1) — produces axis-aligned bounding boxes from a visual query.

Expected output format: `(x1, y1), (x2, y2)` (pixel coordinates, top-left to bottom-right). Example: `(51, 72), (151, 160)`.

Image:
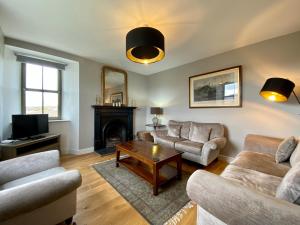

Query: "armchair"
(0, 150), (82, 225)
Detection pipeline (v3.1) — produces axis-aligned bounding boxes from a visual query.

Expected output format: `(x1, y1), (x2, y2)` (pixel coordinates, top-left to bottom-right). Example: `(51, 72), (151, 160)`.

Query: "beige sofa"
(0, 150), (82, 225)
(151, 120), (226, 166)
(187, 134), (300, 225)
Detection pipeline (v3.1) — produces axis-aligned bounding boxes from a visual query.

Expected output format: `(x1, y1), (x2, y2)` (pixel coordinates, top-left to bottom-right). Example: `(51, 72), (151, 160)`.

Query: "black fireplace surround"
(92, 106), (136, 154)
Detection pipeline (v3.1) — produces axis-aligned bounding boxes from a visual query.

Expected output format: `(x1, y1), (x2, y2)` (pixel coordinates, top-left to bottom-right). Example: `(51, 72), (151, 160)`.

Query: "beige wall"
(2, 38), (148, 151)
(147, 31), (300, 157)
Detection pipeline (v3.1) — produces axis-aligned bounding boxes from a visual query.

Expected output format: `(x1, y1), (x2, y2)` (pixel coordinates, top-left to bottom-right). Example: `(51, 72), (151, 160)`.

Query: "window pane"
(44, 92), (59, 118)
(25, 91), (42, 114)
(43, 67), (59, 91)
(26, 63), (42, 89)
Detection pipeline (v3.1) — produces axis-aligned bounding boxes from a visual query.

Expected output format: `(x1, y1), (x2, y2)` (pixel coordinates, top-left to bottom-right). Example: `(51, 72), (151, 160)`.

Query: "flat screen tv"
(12, 114), (49, 139)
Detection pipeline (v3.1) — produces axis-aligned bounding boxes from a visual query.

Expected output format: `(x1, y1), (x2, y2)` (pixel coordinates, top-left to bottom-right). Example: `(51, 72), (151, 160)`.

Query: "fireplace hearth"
(92, 105), (136, 155)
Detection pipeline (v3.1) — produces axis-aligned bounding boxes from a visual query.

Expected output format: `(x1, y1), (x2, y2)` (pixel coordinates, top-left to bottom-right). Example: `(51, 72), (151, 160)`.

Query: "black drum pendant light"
(126, 27), (165, 64)
(260, 77), (300, 103)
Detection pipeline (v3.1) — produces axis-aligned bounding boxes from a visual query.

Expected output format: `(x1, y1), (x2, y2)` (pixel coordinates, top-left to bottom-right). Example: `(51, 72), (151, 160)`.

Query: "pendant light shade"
(260, 77), (295, 102)
(126, 27), (165, 64)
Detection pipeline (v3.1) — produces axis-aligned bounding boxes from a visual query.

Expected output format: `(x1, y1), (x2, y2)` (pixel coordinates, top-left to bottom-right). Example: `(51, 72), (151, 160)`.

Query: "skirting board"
(76, 147), (94, 155)
(218, 154), (234, 163)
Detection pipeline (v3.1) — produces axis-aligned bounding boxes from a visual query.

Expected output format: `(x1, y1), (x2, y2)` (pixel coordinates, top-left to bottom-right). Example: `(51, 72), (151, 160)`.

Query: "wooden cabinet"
(0, 134), (60, 160)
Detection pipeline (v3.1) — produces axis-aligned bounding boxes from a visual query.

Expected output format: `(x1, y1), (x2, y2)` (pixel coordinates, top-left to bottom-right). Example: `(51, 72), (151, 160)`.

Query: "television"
(12, 114), (49, 139)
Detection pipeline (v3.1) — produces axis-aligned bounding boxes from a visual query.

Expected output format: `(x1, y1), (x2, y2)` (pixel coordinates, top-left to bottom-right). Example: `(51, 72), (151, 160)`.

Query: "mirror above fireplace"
(102, 66), (128, 106)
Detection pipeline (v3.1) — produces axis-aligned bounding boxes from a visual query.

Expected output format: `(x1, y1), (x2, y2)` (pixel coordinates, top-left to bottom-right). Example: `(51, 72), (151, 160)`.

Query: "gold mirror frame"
(101, 66), (128, 106)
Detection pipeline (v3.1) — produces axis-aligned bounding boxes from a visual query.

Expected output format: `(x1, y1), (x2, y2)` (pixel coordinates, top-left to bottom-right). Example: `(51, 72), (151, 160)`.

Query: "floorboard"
(61, 152), (227, 225)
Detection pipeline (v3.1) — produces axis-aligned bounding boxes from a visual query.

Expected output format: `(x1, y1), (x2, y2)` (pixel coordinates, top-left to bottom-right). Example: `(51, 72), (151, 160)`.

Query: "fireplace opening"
(102, 119), (127, 154)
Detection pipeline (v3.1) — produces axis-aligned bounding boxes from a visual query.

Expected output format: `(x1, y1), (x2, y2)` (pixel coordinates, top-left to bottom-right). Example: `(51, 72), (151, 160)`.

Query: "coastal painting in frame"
(189, 66), (242, 108)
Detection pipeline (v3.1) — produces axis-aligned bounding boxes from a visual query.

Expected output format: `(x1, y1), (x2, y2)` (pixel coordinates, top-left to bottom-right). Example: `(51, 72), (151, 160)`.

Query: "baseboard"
(218, 154), (234, 163)
(76, 147), (94, 155)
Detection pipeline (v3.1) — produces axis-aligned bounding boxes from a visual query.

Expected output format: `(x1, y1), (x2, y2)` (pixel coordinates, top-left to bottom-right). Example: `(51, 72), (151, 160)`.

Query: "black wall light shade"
(260, 77), (299, 103)
(126, 27), (165, 64)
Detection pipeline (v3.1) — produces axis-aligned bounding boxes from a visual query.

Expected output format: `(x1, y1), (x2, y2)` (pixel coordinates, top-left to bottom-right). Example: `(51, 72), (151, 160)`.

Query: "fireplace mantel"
(92, 105), (136, 154)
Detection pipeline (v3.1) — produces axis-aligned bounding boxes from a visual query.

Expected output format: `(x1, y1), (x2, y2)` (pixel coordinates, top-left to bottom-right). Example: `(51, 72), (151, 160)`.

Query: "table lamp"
(150, 107), (163, 126)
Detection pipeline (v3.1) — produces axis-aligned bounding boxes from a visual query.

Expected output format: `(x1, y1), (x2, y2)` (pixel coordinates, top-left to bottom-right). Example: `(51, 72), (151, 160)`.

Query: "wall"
(147, 31), (300, 157)
(3, 38), (148, 152)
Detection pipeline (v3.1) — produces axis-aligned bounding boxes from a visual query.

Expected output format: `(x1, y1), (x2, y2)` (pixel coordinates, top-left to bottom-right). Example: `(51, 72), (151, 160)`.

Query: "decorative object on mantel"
(189, 66), (242, 108)
(95, 95), (102, 105)
(102, 66), (128, 106)
(126, 26), (165, 64)
(150, 107), (163, 125)
(260, 77), (300, 104)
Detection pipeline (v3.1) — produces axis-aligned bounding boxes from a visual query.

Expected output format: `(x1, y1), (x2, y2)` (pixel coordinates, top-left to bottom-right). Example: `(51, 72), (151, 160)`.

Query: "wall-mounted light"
(126, 27), (165, 64)
(260, 77), (300, 104)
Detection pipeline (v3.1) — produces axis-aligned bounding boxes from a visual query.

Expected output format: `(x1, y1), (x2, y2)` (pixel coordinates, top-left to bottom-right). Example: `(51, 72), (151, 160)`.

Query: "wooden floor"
(61, 153), (227, 225)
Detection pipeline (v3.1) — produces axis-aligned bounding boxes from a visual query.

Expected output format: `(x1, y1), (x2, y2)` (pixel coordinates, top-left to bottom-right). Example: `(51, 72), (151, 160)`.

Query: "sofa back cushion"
(189, 122), (224, 140)
(189, 125), (211, 143)
(168, 120), (191, 139)
(275, 136), (297, 163)
(276, 162), (300, 205)
(167, 124), (181, 138)
(290, 138), (300, 167)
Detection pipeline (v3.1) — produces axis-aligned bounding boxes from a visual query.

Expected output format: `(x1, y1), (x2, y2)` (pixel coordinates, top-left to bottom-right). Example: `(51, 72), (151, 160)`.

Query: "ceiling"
(0, 0), (300, 75)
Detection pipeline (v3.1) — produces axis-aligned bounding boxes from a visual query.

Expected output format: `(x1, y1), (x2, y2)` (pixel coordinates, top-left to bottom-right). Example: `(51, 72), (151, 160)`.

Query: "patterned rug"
(93, 158), (191, 225)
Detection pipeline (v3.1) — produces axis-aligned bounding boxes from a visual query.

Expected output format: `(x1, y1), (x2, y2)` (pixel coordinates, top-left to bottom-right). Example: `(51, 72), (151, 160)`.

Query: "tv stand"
(0, 134), (60, 160)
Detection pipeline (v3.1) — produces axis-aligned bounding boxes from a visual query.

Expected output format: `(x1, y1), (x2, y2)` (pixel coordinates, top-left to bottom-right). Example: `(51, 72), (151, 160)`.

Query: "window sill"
(49, 120), (70, 123)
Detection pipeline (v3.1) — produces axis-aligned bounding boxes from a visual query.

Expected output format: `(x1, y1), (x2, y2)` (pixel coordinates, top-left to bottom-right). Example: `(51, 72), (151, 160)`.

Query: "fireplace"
(92, 105), (136, 155)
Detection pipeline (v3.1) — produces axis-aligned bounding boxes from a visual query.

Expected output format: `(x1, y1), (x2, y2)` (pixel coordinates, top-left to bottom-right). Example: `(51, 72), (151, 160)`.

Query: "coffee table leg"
(177, 156), (182, 180)
(116, 149), (120, 167)
(153, 164), (159, 196)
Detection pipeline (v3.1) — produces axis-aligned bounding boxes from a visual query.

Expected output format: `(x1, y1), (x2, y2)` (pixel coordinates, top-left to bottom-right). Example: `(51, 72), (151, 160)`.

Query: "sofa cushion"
(155, 136), (186, 148)
(0, 167), (66, 190)
(231, 151), (290, 177)
(189, 124), (211, 143)
(222, 165), (282, 196)
(167, 124), (181, 138)
(275, 136), (297, 163)
(175, 140), (204, 155)
(189, 122), (224, 140)
(276, 162), (300, 205)
(169, 120), (191, 139)
(290, 138), (300, 167)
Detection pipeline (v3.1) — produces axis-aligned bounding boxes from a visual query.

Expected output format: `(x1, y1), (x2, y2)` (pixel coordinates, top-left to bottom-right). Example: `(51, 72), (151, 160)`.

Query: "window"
(22, 63), (62, 119)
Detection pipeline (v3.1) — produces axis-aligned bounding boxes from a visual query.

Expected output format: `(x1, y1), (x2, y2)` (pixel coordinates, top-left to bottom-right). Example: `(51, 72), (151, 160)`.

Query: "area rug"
(93, 158), (191, 225)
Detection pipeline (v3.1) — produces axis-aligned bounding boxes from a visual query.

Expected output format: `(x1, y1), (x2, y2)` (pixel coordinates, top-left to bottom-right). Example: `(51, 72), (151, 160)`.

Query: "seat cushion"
(156, 136), (186, 148)
(231, 151), (290, 177)
(0, 167), (66, 190)
(222, 165), (282, 196)
(175, 140), (203, 155)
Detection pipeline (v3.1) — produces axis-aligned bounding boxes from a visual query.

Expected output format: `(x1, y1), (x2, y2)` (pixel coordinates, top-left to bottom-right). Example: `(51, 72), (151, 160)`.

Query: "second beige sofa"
(151, 120), (227, 166)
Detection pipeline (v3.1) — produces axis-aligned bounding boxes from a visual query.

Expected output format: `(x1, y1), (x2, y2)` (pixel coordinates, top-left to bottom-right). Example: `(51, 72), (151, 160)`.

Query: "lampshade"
(150, 107), (163, 115)
(260, 77), (295, 102)
(126, 27), (165, 64)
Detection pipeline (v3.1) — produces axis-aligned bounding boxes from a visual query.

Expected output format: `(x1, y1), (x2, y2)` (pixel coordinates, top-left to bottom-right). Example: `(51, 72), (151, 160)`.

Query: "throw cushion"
(276, 162), (300, 205)
(167, 125), (181, 138)
(290, 138), (300, 167)
(168, 120), (191, 139)
(189, 125), (211, 143)
(275, 136), (297, 163)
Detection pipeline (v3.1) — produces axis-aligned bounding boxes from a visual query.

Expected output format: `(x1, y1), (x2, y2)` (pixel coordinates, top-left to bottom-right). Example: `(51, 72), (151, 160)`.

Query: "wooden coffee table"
(116, 141), (182, 196)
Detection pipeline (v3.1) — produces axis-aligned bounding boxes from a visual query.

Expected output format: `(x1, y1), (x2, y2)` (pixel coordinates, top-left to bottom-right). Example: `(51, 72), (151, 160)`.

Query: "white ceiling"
(1, 0), (300, 75)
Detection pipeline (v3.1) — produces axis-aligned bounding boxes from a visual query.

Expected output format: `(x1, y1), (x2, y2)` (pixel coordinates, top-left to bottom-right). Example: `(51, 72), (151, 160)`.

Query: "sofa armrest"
(204, 137), (227, 150)
(243, 134), (282, 156)
(0, 170), (82, 222)
(187, 170), (300, 225)
(201, 137), (226, 166)
(0, 150), (60, 185)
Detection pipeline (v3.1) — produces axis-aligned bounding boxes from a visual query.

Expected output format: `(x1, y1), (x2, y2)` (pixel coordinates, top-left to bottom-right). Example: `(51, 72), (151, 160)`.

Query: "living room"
(0, 1), (300, 225)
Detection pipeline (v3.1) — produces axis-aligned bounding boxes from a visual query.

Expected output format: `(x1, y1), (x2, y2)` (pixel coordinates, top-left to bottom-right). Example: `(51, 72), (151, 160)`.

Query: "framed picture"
(189, 66), (242, 108)
(110, 92), (123, 103)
